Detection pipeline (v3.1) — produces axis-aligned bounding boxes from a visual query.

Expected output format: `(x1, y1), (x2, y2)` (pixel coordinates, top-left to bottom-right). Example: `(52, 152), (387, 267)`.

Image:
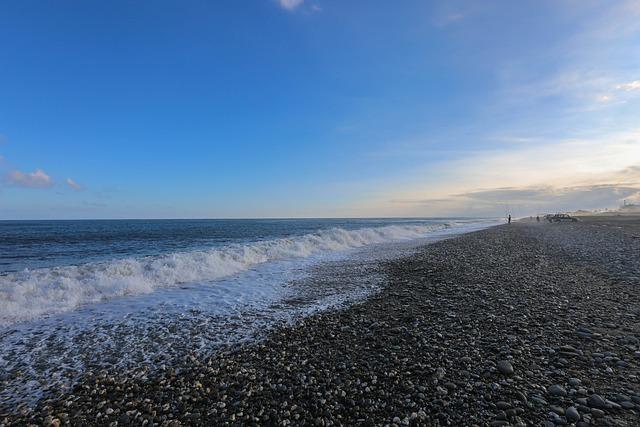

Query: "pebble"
(548, 385), (567, 396)
(587, 394), (606, 409)
(565, 406), (580, 422)
(497, 360), (514, 376)
(568, 378), (581, 387)
(620, 401), (636, 410)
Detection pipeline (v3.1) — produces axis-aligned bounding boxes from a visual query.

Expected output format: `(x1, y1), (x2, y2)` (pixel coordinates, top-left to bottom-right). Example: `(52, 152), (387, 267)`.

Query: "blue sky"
(1, 0), (639, 219)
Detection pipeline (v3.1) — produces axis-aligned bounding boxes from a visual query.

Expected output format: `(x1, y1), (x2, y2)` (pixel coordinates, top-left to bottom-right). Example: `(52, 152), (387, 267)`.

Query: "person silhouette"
(508, 214), (511, 224)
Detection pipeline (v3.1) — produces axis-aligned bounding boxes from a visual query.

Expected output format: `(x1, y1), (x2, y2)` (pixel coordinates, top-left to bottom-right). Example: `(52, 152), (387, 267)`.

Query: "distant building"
(620, 200), (640, 212)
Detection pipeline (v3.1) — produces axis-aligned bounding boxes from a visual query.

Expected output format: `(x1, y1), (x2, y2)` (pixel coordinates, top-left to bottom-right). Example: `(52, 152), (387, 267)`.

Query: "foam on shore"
(0, 223), (452, 326)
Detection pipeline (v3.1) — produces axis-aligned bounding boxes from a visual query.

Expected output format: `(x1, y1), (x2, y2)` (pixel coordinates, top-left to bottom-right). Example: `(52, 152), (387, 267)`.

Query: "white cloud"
(350, 129), (640, 217)
(7, 169), (53, 189)
(278, 0), (303, 11)
(66, 178), (82, 190)
(616, 80), (640, 91)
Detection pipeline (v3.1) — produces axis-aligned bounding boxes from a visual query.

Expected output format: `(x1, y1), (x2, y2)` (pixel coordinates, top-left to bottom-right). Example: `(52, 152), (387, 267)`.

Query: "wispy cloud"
(616, 80), (640, 91)
(66, 178), (82, 191)
(6, 169), (53, 189)
(457, 184), (640, 206)
(497, 1), (640, 113)
(277, 0), (304, 11)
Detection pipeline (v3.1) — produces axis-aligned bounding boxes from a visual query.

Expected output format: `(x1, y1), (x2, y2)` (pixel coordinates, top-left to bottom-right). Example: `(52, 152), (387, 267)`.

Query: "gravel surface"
(2, 218), (640, 426)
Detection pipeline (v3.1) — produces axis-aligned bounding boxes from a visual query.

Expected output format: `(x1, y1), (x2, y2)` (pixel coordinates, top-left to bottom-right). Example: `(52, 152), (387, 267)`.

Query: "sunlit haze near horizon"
(1, 0), (639, 219)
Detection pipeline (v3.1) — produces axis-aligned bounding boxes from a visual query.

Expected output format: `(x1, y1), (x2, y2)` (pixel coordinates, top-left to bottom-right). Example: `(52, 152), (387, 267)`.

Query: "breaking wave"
(0, 223), (446, 326)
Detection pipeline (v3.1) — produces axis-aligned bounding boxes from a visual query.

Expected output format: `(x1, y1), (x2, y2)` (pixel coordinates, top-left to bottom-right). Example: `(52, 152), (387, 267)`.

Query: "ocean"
(0, 217), (497, 406)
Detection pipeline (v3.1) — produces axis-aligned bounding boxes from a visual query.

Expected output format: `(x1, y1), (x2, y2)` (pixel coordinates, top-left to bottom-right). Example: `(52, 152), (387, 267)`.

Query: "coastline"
(3, 218), (640, 426)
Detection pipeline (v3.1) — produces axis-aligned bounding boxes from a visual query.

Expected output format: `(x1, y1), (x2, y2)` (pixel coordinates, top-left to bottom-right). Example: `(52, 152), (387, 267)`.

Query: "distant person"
(536, 215), (540, 222)
(508, 214), (511, 224)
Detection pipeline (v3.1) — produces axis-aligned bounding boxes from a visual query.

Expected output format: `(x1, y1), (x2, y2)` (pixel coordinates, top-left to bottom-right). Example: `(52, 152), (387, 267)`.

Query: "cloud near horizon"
(361, 129), (640, 217)
(392, 182), (640, 216)
(6, 169), (53, 189)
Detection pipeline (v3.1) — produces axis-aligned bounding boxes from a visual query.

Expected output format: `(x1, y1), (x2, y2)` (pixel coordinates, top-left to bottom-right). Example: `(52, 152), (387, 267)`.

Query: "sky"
(0, 0), (639, 219)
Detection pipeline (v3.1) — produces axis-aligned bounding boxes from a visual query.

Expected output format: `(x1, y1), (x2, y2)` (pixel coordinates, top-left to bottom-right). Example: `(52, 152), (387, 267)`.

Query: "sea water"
(0, 218), (497, 408)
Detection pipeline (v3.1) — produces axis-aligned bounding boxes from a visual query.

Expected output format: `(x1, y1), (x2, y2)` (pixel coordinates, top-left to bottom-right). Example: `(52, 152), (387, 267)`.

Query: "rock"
(436, 386), (448, 396)
(496, 401), (511, 410)
(496, 360), (514, 375)
(605, 400), (621, 410)
(530, 395), (548, 406)
(587, 394), (606, 409)
(566, 406), (580, 422)
(568, 378), (581, 387)
(444, 381), (456, 391)
(548, 384), (567, 396)
(591, 408), (605, 418)
(621, 401), (636, 410)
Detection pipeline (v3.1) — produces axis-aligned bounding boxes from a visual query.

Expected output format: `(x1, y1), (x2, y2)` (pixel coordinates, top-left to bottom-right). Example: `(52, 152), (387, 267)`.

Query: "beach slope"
(4, 218), (640, 426)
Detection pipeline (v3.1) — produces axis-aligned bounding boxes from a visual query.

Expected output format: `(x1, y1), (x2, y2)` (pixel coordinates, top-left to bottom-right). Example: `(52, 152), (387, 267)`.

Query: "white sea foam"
(0, 223), (448, 326)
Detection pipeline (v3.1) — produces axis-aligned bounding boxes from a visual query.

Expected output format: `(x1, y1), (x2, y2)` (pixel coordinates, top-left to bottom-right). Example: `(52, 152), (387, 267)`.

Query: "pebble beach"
(2, 216), (640, 426)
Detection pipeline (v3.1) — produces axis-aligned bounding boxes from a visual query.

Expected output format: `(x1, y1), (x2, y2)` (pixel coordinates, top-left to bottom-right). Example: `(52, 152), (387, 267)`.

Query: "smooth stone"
(515, 391), (528, 403)
(548, 385), (567, 396)
(621, 401), (636, 409)
(568, 378), (581, 387)
(530, 395), (548, 405)
(566, 406), (580, 422)
(497, 360), (514, 375)
(587, 394), (606, 409)
(606, 400), (621, 410)
(496, 401), (512, 410)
